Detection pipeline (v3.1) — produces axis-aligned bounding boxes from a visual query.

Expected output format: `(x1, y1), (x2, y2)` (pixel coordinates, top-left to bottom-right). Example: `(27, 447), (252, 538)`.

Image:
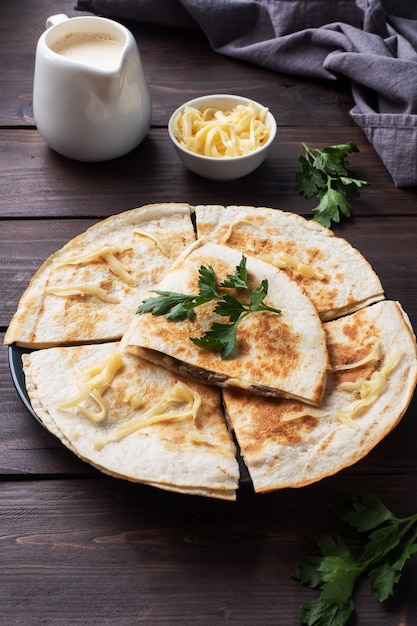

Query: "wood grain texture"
(0, 2), (82, 126)
(0, 0), (355, 128)
(1, 477), (417, 626)
(1, 127), (416, 219)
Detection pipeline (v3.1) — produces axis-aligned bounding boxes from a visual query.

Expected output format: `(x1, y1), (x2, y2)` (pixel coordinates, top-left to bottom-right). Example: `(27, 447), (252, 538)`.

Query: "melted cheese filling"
(45, 284), (120, 303)
(268, 252), (325, 280)
(94, 381), (202, 450)
(331, 338), (380, 371)
(123, 389), (144, 409)
(57, 350), (124, 421)
(56, 245), (135, 285)
(133, 229), (170, 256)
(281, 348), (404, 429)
(103, 252), (135, 285)
(220, 219), (256, 244)
(334, 349), (404, 428)
(172, 102), (271, 157)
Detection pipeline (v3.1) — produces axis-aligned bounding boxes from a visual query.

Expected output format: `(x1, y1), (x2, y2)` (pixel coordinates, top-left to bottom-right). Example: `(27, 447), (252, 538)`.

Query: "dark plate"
(8, 345), (38, 420)
(8, 343), (250, 485)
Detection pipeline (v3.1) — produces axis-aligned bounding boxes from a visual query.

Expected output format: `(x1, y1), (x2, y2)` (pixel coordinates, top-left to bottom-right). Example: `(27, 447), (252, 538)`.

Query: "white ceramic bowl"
(168, 94), (277, 181)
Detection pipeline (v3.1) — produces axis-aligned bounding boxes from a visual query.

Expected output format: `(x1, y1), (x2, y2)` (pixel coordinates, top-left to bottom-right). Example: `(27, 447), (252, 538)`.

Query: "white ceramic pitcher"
(33, 14), (152, 161)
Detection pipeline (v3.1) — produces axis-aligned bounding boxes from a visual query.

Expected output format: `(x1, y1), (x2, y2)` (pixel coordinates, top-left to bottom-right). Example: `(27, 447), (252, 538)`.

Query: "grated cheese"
(272, 252), (325, 280)
(334, 350), (405, 427)
(172, 102), (271, 158)
(94, 381), (202, 450)
(220, 219), (256, 244)
(55, 245), (135, 285)
(133, 229), (170, 256)
(331, 338), (380, 371)
(123, 389), (144, 410)
(57, 350), (124, 421)
(281, 349), (404, 429)
(45, 283), (120, 303)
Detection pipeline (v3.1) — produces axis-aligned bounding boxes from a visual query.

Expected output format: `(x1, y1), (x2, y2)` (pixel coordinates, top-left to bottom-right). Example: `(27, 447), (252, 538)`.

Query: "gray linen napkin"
(75, 0), (417, 187)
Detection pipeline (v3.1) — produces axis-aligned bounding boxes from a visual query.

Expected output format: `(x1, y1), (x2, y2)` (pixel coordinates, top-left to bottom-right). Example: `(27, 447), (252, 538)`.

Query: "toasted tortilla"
(8, 203), (416, 499)
(194, 204), (384, 320)
(5, 203), (195, 348)
(123, 240), (329, 406)
(222, 300), (417, 493)
(22, 342), (240, 500)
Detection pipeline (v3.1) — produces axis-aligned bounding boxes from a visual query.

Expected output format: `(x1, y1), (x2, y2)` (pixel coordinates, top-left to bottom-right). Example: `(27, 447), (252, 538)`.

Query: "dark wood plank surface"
(3, 126), (417, 219)
(1, 477), (417, 626)
(2, 1), (417, 625)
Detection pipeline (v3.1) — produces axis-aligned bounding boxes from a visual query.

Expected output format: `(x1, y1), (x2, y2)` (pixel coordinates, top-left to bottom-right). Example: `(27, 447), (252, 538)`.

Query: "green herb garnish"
(295, 141), (369, 229)
(137, 255), (281, 359)
(293, 491), (417, 625)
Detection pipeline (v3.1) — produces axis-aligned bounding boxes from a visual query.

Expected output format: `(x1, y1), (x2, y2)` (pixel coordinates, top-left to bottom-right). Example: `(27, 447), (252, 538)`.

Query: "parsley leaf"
(369, 542), (417, 602)
(137, 255), (282, 359)
(295, 141), (369, 229)
(191, 320), (240, 359)
(214, 294), (247, 322)
(293, 491), (417, 625)
(136, 291), (198, 320)
(197, 264), (220, 300)
(299, 597), (354, 626)
(220, 255), (250, 290)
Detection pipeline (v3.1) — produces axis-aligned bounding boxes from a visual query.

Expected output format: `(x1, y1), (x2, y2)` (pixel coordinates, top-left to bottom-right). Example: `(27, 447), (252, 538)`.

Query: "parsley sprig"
(293, 492), (417, 626)
(295, 141), (369, 229)
(137, 255), (282, 359)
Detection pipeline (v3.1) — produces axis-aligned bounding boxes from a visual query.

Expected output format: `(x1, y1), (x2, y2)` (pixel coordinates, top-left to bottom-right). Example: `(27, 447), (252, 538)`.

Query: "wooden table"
(2, 1), (417, 624)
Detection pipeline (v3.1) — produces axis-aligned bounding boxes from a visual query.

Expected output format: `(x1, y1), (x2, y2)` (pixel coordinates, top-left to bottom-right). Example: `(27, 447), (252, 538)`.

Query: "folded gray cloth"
(76, 0), (417, 187)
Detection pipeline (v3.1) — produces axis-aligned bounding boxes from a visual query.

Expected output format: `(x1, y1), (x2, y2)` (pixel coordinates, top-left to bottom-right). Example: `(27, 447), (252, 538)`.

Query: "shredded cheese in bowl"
(168, 95), (277, 180)
(172, 102), (272, 158)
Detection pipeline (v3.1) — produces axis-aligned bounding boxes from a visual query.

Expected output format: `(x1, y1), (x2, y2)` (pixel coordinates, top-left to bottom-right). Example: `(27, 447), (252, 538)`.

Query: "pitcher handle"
(45, 14), (69, 30)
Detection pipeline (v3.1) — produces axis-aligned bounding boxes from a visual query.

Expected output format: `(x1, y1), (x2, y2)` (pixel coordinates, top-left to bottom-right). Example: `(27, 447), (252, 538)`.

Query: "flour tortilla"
(8, 203), (416, 498)
(194, 204), (384, 320)
(22, 342), (240, 500)
(5, 203), (195, 348)
(123, 239), (329, 406)
(222, 300), (417, 493)
(5, 202), (384, 349)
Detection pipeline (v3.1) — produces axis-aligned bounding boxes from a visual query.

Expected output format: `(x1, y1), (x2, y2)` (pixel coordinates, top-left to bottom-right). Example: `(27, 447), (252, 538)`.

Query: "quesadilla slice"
(22, 342), (240, 500)
(222, 300), (417, 492)
(123, 240), (329, 406)
(194, 204), (384, 321)
(5, 203), (195, 348)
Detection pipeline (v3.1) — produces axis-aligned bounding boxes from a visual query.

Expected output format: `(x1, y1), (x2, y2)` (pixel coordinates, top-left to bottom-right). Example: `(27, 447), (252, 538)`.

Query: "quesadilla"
(194, 204), (384, 320)
(123, 240), (329, 406)
(8, 203), (417, 499)
(222, 300), (417, 493)
(22, 342), (240, 500)
(5, 203), (196, 348)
